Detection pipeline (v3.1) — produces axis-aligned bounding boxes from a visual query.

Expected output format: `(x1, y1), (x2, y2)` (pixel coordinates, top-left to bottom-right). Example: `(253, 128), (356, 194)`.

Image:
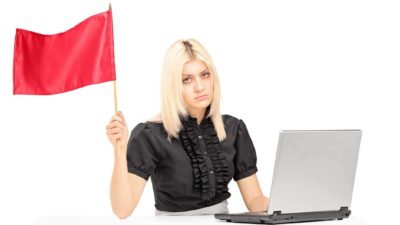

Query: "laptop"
(215, 130), (362, 224)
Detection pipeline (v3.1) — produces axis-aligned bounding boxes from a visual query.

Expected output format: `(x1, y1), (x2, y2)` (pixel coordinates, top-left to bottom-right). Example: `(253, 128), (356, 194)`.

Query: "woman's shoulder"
(130, 114), (166, 138)
(221, 114), (245, 130)
(131, 113), (162, 128)
(132, 121), (164, 134)
(222, 114), (242, 124)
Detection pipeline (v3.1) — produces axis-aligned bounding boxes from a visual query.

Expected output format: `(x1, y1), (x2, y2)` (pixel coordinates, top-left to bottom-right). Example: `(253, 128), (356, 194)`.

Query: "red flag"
(13, 10), (116, 95)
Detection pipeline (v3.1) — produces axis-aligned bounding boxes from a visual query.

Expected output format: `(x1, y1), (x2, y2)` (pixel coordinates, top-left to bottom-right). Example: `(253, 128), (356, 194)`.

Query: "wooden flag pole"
(114, 82), (118, 115)
(109, 3), (117, 114)
(109, 2), (121, 154)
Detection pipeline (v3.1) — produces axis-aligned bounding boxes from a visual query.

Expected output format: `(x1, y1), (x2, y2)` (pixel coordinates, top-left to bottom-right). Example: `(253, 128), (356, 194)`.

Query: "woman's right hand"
(106, 111), (129, 154)
(108, 112), (145, 219)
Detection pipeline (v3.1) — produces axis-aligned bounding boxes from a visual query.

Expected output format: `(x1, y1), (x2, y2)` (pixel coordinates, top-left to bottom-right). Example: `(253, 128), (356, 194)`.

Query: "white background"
(0, 0), (399, 224)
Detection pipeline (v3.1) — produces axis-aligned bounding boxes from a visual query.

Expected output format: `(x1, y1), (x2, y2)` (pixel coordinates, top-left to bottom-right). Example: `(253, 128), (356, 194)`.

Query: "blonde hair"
(151, 39), (226, 141)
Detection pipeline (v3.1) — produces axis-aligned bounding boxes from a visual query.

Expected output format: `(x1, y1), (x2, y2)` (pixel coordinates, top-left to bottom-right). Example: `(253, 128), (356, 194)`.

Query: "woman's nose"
(194, 79), (205, 92)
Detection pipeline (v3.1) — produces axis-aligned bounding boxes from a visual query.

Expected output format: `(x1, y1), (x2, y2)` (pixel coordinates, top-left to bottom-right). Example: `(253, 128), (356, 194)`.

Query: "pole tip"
(109, 2), (112, 10)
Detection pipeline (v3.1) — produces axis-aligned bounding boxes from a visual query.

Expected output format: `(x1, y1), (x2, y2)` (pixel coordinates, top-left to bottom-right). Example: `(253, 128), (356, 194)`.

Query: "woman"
(106, 39), (269, 218)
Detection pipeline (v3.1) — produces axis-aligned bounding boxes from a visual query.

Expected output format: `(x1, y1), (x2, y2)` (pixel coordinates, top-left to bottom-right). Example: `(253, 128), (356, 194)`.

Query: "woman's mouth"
(195, 95), (207, 101)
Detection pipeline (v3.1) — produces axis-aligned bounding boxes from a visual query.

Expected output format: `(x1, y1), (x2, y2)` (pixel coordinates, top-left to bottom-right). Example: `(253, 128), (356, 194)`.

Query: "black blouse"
(126, 114), (258, 212)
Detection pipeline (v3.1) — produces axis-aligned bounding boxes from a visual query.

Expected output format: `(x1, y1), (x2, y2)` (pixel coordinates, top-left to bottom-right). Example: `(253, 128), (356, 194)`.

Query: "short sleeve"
(233, 119), (258, 181)
(126, 123), (159, 180)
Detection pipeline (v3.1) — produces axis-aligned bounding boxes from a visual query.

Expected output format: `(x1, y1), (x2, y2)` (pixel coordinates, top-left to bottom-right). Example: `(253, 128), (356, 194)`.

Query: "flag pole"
(114, 81), (118, 115)
(109, 2), (117, 115)
(109, 2), (121, 153)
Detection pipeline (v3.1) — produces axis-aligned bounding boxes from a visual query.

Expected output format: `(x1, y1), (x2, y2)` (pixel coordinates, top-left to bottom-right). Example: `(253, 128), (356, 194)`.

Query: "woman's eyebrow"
(201, 68), (210, 74)
(182, 68), (209, 76)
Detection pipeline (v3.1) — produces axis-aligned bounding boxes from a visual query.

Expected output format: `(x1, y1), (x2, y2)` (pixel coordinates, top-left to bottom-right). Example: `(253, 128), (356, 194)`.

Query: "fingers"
(110, 111), (125, 123)
(109, 115), (124, 125)
(106, 112), (128, 147)
(106, 123), (127, 141)
(106, 120), (126, 131)
(106, 112), (127, 129)
(106, 111), (128, 145)
(107, 126), (123, 135)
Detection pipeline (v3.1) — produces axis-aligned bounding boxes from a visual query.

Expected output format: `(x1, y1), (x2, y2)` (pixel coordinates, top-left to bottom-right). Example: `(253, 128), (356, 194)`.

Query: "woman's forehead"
(182, 60), (208, 75)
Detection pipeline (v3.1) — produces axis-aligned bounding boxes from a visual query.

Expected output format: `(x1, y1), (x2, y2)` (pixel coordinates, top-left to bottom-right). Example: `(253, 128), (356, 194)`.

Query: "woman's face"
(181, 59), (213, 116)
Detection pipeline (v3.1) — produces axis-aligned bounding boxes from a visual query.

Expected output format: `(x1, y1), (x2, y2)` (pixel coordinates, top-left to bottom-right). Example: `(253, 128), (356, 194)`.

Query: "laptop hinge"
(272, 207), (349, 216)
(340, 206), (349, 211)
(272, 211), (282, 215)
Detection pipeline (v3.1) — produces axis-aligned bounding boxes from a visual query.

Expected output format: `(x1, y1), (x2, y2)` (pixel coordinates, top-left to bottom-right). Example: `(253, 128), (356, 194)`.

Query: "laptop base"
(215, 207), (351, 224)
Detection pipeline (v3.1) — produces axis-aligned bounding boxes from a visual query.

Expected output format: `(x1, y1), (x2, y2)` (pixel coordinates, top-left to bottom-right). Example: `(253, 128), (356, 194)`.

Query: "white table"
(32, 215), (370, 225)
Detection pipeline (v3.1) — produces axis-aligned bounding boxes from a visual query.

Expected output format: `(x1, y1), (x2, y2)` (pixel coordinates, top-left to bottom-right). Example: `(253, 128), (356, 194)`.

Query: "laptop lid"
(267, 130), (362, 214)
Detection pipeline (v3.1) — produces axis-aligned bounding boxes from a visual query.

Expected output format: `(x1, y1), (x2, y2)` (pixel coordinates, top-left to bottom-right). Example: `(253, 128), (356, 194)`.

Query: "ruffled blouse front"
(126, 114), (258, 212)
(180, 116), (230, 201)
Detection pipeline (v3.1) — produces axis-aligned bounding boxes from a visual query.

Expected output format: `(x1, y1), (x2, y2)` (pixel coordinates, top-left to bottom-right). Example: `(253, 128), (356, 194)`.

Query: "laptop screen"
(267, 130), (362, 214)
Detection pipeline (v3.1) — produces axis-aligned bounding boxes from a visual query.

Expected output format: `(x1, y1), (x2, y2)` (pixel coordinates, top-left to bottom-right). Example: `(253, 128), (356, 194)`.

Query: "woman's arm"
(107, 112), (147, 219)
(237, 174), (269, 212)
(110, 146), (147, 219)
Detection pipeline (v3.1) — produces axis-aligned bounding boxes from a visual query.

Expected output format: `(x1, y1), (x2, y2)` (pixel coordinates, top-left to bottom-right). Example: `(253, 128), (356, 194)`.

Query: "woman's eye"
(183, 78), (191, 83)
(202, 72), (210, 78)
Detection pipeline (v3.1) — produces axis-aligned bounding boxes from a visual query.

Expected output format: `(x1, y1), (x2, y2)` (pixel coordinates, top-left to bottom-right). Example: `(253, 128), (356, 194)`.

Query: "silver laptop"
(216, 130), (362, 224)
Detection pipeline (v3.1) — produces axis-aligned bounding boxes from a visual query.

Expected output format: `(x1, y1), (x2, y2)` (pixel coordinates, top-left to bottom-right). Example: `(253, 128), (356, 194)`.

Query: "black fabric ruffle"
(202, 120), (230, 194)
(179, 115), (230, 201)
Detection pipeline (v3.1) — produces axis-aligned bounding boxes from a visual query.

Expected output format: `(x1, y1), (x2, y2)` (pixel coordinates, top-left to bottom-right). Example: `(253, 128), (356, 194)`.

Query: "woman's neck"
(188, 109), (206, 125)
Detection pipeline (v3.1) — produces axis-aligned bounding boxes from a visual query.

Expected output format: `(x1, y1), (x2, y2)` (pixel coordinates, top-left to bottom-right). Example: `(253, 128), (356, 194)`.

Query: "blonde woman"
(106, 39), (269, 218)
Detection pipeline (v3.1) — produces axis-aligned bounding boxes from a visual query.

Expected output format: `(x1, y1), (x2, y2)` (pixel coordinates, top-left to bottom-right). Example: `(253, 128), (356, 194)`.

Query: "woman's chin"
(192, 101), (211, 110)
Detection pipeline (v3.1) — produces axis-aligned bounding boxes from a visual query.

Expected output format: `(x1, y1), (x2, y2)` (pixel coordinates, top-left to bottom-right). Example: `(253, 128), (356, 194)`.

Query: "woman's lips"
(195, 95), (207, 101)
